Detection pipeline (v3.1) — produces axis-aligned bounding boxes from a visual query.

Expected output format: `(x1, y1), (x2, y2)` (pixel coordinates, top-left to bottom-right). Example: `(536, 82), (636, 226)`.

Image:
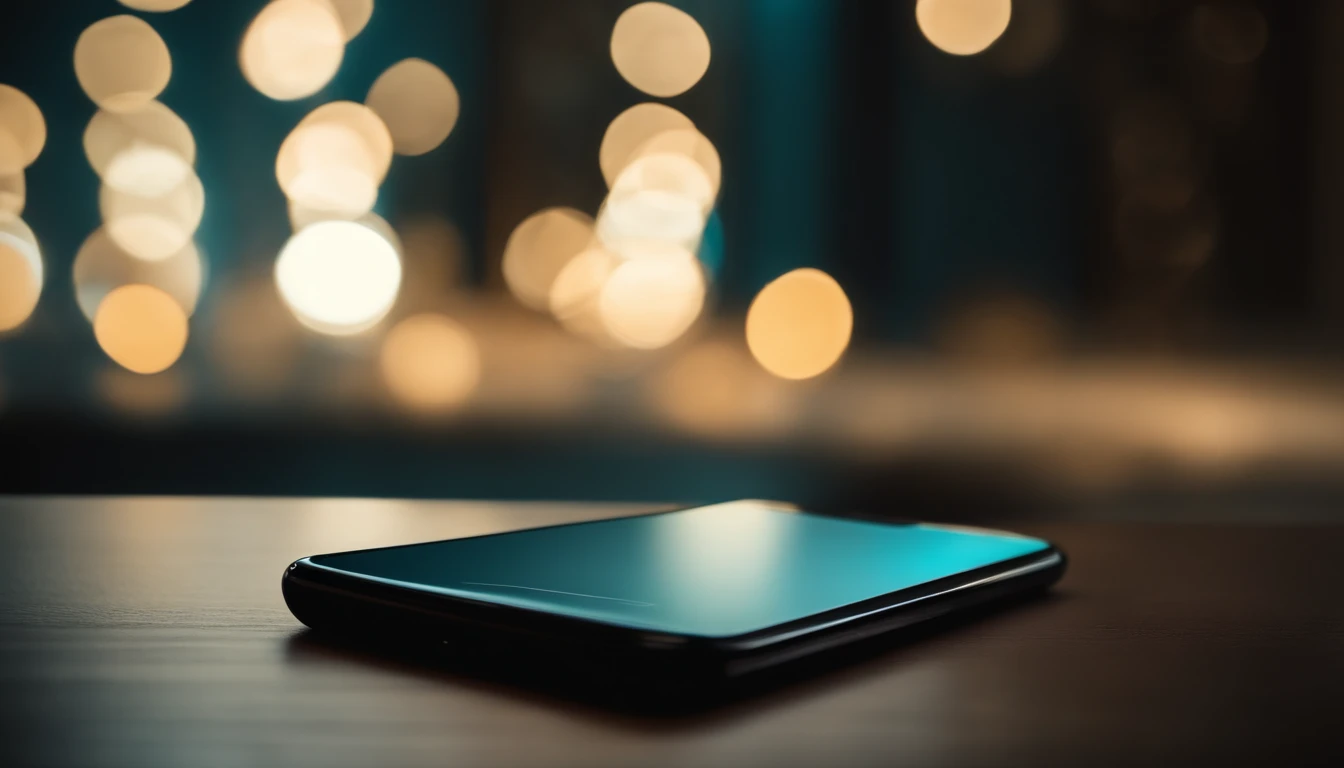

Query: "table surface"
(0, 497), (1340, 767)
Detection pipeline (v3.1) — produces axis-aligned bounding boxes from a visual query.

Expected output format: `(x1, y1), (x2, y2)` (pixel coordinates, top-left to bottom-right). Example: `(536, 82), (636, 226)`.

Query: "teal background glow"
(310, 502), (1049, 638)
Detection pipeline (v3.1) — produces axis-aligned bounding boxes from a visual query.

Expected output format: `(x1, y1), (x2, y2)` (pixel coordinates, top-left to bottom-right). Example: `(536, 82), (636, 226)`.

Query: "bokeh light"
(598, 153), (712, 255)
(93, 284), (189, 374)
(654, 340), (750, 437)
(599, 249), (705, 349)
(240, 0), (344, 101)
(73, 227), (203, 321)
(631, 128), (721, 203)
(0, 215), (42, 332)
(549, 246), (620, 343)
(365, 58), (459, 156)
(327, 0), (375, 42)
(612, 151), (714, 212)
(117, 0), (193, 11)
(610, 2), (711, 98)
(380, 313), (480, 412)
(277, 101), (393, 219)
(287, 200), (340, 232)
(502, 207), (595, 311)
(0, 172), (23, 217)
(652, 338), (794, 439)
(274, 219), (402, 336)
(915, 0), (1012, 56)
(599, 102), (695, 188)
(100, 170), (205, 262)
(1, 212), (39, 249)
(746, 268), (853, 380)
(0, 85), (46, 176)
(287, 202), (400, 255)
(84, 101), (195, 197)
(74, 16), (172, 112)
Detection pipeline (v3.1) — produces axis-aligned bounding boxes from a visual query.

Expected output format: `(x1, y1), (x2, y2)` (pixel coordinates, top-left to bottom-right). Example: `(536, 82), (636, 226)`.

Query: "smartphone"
(283, 500), (1065, 690)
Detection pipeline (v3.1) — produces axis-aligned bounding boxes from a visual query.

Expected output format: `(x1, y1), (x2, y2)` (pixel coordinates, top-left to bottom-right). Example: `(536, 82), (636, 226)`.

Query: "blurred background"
(2, 0), (1343, 521)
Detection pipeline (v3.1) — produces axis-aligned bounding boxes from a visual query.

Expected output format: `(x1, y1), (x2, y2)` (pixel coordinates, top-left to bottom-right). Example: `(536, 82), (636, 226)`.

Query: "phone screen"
(309, 501), (1049, 638)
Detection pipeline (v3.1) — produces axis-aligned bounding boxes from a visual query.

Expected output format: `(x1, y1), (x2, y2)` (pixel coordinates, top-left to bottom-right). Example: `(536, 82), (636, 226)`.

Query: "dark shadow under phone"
(283, 586), (1065, 723)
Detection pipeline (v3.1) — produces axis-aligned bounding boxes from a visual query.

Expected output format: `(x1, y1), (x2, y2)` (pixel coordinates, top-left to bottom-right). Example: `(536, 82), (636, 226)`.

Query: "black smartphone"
(283, 500), (1064, 692)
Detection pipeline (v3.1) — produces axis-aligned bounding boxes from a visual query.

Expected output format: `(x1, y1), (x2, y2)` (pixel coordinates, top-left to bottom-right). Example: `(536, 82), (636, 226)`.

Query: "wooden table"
(1, 497), (1340, 767)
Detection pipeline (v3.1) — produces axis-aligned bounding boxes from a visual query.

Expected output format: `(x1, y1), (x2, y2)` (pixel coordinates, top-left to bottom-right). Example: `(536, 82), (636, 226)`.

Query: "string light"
(100, 170), (205, 262)
(598, 153), (712, 256)
(274, 219), (402, 336)
(74, 16), (172, 112)
(599, 103), (695, 188)
(599, 249), (705, 349)
(365, 58), (459, 156)
(239, 0), (344, 101)
(915, 0), (1012, 56)
(549, 246), (620, 343)
(610, 2), (711, 98)
(93, 283), (189, 374)
(287, 202), (400, 255)
(117, 0), (193, 11)
(746, 268), (853, 380)
(0, 172), (22, 217)
(73, 227), (204, 321)
(84, 101), (195, 197)
(502, 207), (595, 311)
(326, 0), (375, 42)
(629, 128), (721, 204)
(0, 84), (46, 176)
(0, 214), (42, 332)
(276, 101), (393, 219)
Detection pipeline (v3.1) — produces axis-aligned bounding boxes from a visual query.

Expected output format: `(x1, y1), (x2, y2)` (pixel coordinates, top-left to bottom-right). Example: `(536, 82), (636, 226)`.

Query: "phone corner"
(280, 558), (319, 630)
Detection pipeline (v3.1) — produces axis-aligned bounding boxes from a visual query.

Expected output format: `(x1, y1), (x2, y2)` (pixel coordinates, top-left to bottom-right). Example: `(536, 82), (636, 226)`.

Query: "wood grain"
(0, 496), (1341, 767)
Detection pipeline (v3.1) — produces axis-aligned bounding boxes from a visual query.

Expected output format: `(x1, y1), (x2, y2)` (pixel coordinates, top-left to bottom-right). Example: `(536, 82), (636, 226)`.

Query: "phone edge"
(282, 524), (1066, 678)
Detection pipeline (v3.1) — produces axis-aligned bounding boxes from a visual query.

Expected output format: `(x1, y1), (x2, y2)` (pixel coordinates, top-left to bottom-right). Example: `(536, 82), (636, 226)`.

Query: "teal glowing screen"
(309, 501), (1050, 638)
